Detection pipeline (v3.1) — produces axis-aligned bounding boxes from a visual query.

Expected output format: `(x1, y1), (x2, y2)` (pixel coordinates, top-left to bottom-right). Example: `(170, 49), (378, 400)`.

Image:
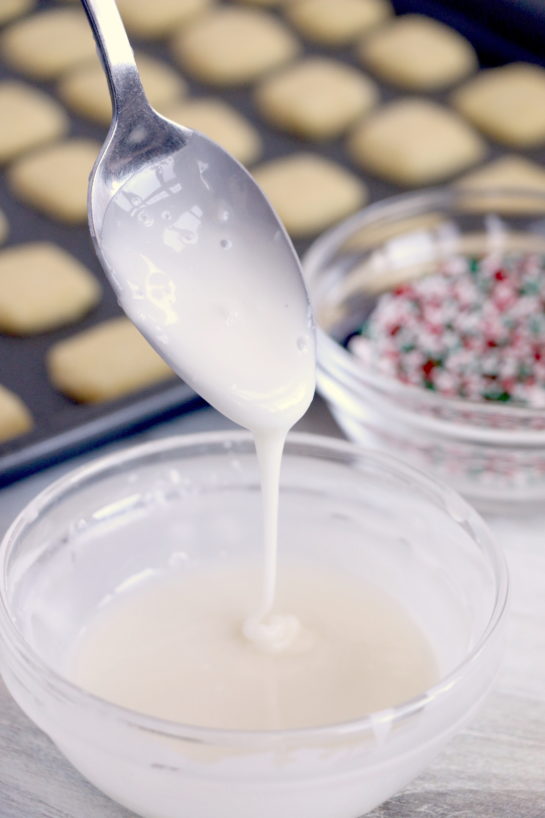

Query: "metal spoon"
(79, 0), (313, 417)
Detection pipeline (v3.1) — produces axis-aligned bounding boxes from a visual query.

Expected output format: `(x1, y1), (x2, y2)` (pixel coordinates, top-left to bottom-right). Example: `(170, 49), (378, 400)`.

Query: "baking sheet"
(1, 0), (543, 486)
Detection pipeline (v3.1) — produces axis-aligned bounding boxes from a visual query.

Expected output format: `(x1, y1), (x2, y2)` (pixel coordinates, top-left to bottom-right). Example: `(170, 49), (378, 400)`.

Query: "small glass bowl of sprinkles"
(303, 187), (545, 511)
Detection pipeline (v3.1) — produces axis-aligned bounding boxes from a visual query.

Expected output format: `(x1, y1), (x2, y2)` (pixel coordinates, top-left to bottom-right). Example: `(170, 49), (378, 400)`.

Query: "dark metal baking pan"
(1, 0), (543, 487)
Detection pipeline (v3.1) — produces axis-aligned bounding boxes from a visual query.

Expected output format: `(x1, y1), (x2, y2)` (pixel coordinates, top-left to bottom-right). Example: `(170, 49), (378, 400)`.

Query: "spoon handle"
(80, 0), (148, 119)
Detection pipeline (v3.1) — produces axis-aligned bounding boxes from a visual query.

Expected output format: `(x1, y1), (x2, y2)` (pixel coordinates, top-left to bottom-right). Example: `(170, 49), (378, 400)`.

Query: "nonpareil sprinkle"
(349, 252), (545, 408)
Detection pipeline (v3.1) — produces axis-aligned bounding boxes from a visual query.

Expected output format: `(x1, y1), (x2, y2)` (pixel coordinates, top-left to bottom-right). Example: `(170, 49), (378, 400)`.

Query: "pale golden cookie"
(1, 7), (96, 79)
(252, 153), (366, 237)
(255, 57), (377, 141)
(59, 54), (186, 126)
(0, 0), (35, 26)
(235, 0), (289, 5)
(171, 7), (299, 86)
(456, 155), (545, 213)
(0, 212), (8, 245)
(348, 99), (485, 185)
(161, 98), (262, 165)
(47, 318), (174, 404)
(0, 385), (32, 443)
(359, 14), (476, 90)
(0, 81), (68, 164)
(286, 0), (391, 46)
(8, 139), (100, 224)
(117, 0), (211, 39)
(452, 63), (545, 148)
(0, 243), (101, 335)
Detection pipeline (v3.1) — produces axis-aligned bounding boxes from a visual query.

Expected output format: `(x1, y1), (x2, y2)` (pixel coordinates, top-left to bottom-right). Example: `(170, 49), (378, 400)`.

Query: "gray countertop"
(1, 398), (544, 818)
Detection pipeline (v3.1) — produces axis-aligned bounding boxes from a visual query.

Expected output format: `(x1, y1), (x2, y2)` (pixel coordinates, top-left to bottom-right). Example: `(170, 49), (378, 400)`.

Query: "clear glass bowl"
(0, 431), (506, 818)
(303, 188), (545, 511)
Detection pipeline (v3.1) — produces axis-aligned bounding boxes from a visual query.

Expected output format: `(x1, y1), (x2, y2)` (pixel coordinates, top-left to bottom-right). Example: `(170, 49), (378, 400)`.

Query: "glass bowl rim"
(303, 185), (545, 427)
(0, 429), (508, 748)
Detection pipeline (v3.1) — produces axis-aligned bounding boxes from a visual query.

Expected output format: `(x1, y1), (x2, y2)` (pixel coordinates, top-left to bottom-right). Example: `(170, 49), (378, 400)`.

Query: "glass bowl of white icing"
(303, 187), (545, 511)
(0, 431), (507, 818)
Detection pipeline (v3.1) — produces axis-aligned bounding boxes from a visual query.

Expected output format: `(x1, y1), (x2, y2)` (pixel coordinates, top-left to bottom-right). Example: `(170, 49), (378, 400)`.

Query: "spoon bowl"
(80, 0), (315, 430)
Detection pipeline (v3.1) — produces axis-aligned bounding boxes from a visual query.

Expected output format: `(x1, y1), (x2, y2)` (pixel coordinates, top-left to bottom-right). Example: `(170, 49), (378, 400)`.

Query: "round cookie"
(456, 155), (545, 213)
(47, 318), (174, 404)
(0, 243), (101, 335)
(452, 63), (545, 148)
(0, 81), (68, 164)
(116, 0), (212, 40)
(359, 14), (477, 90)
(255, 57), (378, 141)
(234, 0), (290, 5)
(59, 54), (186, 126)
(8, 139), (100, 224)
(348, 99), (485, 185)
(0, 0), (35, 26)
(252, 153), (367, 237)
(1, 7), (96, 79)
(286, 0), (392, 46)
(171, 7), (300, 86)
(0, 385), (32, 443)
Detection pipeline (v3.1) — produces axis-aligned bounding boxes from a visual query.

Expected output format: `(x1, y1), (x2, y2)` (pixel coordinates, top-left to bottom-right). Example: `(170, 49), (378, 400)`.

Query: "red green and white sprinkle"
(349, 251), (545, 408)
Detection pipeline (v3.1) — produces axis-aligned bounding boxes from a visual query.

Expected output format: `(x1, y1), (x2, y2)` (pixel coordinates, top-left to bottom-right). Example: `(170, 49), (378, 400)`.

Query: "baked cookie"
(0, 0), (35, 26)
(359, 14), (476, 90)
(348, 99), (485, 185)
(457, 155), (545, 212)
(452, 63), (545, 148)
(255, 57), (377, 141)
(1, 7), (96, 79)
(0, 243), (101, 335)
(234, 0), (290, 5)
(117, 0), (211, 39)
(59, 53), (186, 126)
(252, 153), (366, 237)
(0, 81), (68, 164)
(171, 7), (299, 86)
(8, 139), (100, 224)
(161, 98), (262, 165)
(47, 317), (174, 403)
(0, 385), (32, 443)
(286, 0), (391, 46)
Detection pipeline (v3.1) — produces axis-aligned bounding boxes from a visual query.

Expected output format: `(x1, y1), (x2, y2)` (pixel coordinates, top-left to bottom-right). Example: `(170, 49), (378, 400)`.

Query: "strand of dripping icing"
(243, 429), (306, 653)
